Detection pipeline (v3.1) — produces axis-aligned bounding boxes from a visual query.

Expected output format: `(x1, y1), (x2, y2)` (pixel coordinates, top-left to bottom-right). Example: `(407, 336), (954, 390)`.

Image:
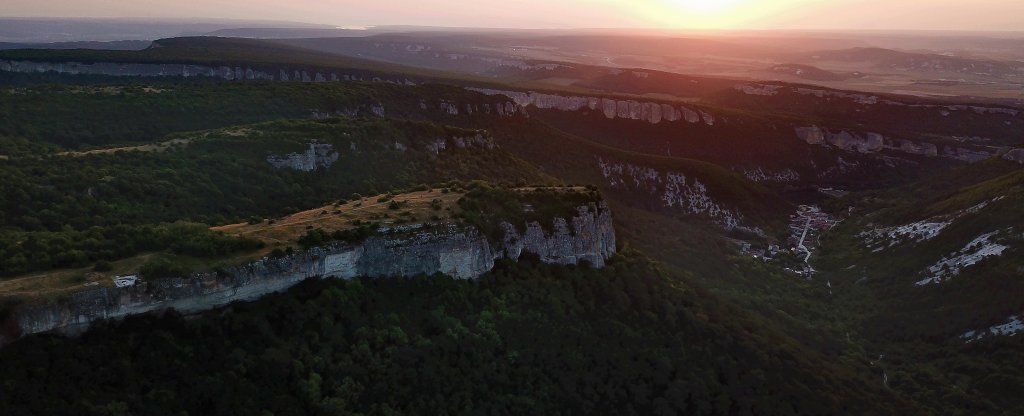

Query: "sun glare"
(666, 0), (745, 14)
(642, 0), (762, 28)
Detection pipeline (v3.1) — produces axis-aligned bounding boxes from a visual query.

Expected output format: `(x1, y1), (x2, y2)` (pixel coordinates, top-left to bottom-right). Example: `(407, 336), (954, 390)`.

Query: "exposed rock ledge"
(266, 143), (339, 172)
(0, 59), (417, 85)
(794, 126), (1012, 162)
(1002, 148), (1024, 164)
(594, 157), (762, 234)
(468, 87), (716, 126)
(0, 203), (615, 345)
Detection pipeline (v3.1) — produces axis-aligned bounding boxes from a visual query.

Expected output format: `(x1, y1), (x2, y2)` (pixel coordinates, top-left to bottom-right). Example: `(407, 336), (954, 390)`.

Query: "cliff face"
(266, 143), (339, 171)
(793, 126), (1024, 162)
(595, 157), (752, 231)
(1, 203), (616, 344)
(467, 88), (716, 126)
(501, 204), (617, 267)
(0, 59), (418, 85)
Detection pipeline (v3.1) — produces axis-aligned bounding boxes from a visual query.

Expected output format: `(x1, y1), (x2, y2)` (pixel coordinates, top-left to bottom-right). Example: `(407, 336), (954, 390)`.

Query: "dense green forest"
(0, 222), (261, 276)
(0, 253), (919, 415)
(0, 81), (502, 148)
(0, 117), (551, 276)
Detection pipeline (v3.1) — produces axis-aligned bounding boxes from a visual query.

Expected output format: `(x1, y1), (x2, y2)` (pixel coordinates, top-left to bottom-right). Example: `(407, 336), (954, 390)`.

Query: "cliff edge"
(0, 199), (615, 345)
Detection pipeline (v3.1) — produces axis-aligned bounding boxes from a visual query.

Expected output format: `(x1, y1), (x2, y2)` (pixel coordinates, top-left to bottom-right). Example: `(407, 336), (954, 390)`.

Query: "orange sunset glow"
(3, 0), (1024, 30)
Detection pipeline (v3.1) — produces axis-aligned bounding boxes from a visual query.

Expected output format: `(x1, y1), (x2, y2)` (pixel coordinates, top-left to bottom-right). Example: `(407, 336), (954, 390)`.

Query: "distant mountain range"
(0, 17), (335, 43)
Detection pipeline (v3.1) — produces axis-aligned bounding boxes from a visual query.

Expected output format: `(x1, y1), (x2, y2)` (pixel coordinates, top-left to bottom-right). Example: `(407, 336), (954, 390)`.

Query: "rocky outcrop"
(792, 86), (1022, 117)
(0, 60), (272, 80)
(0, 59), (418, 85)
(794, 126), (826, 145)
(501, 204), (616, 267)
(425, 133), (496, 155)
(423, 99), (519, 118)
(350, 226), (497, 279)
(795, 126), (887, 153)
(942, 105), (1020, 117)
(734, 83), (783, 96)
(793, 126), (1009, 161)
(742, 167), (801, 183)
(467, 88), (716, 126)
(595, 157), (751, 231)
(313, 104), (387, 119)
(794, 88), (889, 105)
(266, 143), (339, 171)
(1, 204), (616, 344)
(1001, 148), (1024, 164)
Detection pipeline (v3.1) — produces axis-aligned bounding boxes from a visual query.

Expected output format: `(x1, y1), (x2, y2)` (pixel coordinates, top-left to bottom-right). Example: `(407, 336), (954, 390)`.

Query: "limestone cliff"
(1, 203), (616, 345)
(742, 167), (801, 183)
(792, 126), (1013, 162)
(266, 143), (339, 171)
(501, 205), (616, 267)
(792, 86), (1021, 117)
(594, 157), (760, 234)
(467, 87), (717, 126)
(0, 59), (418, 86)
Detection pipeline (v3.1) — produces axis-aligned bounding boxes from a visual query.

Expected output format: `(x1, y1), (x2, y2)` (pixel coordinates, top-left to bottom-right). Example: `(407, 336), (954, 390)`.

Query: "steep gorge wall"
(0, 59), (418, 85)
(467, 87), (716, 126)
(794, 126), (1022, 163)
(595, 157), (757, 233)
(1, 203), (616, 344)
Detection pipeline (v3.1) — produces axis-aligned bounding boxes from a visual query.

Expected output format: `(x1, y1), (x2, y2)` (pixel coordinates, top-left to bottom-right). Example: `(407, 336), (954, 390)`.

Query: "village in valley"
(741, 204), (838, 279)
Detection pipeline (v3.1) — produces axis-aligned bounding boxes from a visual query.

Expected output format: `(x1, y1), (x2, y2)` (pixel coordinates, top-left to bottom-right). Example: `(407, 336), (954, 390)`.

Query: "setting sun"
(666, 0), (747, 14)
(632, 0), (770, 29)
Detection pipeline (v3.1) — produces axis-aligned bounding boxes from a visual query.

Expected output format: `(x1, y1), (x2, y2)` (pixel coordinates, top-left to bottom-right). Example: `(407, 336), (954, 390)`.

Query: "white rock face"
(468, 87), (716, 126)
(450, 133), (496, 150)
(864, 221), (951, 252)
(962, 315), (1024, 342)
(861, 198), (1000, 251)
(795, 126), (887, 153)
(421, 133), (498, 156)
(795, 126), (826, 145)
(794, 126), (993, 161)
(596, 157), (745, 229)
(742, 167), (801, 183)
(734, 83), (783, 96)
(441, 101), (460, 115)
(0, 59), (417, 86)
(944, 105), (1020, 117)
(915, 230), (1009, 286)
(5, 205), (616, 344)
(266, 143), (339, 172)
(501, 202), (617, 267)
(680, 106), (701, 123)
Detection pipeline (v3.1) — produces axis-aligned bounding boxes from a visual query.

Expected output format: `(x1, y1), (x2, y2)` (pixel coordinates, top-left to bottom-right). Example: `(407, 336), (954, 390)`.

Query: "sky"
(4, 0), (1024, 31)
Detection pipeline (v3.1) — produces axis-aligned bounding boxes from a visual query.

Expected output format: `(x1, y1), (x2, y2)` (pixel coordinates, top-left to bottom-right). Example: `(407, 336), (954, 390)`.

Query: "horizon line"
(1, 16), (1023, 35)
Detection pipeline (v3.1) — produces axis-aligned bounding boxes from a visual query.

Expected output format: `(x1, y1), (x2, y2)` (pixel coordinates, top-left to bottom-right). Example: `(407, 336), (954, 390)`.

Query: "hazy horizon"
(4, 0), (1024, 32)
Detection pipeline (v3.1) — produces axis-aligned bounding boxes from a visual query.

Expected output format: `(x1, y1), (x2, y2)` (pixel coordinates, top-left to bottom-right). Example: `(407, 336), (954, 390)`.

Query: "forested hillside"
(0, 253), (922, 415)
